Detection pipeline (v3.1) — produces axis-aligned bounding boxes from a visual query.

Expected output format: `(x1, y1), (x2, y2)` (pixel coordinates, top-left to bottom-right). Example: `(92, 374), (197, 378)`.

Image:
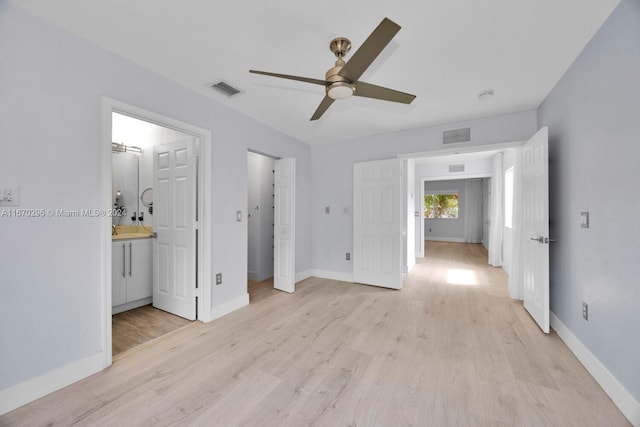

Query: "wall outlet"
(325, 206), (330, 214)
(216, 273), (222, 285)
(582, 302), (588, 321)
(346, 252), (351, 261)
(0, 186), (20, 206)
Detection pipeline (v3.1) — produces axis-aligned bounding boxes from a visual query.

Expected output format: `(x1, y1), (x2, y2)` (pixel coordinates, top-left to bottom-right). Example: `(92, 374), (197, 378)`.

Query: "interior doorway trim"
(402, 140), (525, 259)
(101, 97), (213, 368)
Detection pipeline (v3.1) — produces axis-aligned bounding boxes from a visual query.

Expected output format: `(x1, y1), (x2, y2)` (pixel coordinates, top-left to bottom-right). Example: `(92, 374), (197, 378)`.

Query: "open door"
(273, 158), (296, 293)
(353, 159), (403, 289)
(152, 139), (197, 320)
(522, 127), (550, 333)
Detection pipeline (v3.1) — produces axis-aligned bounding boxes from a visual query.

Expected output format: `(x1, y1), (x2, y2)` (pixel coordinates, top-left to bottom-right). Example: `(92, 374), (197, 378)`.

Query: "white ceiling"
(11, 0), (620, 145)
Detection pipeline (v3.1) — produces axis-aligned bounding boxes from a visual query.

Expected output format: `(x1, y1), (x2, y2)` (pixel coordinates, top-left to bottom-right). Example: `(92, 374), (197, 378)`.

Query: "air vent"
(211, 80), (241, 97)
(442, 127), (471, 144)
(449, 164), (465, 173)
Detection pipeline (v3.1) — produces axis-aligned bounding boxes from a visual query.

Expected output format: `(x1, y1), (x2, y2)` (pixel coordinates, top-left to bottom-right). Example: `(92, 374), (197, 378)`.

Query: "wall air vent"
(211, 80), (241, 97)
(442, 127), (471, 144)
(449, 164), (465, 173)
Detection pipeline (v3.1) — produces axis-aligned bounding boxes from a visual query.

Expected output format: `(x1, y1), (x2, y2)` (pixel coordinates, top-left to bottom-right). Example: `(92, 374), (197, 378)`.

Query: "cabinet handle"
(129, 242), (133, 277)
(122, 243), (126, 278)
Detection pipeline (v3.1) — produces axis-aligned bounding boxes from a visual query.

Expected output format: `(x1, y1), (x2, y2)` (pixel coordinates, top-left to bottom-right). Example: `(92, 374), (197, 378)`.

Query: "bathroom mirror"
(141, 187), (153, 214)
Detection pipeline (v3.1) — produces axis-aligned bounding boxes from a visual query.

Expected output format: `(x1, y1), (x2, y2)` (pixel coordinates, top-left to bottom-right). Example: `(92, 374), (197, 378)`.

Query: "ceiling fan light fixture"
(327, 82), (355, 100)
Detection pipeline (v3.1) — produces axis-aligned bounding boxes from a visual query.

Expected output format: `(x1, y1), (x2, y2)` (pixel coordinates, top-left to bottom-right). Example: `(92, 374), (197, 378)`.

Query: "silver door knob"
(530, 236), (544, 243)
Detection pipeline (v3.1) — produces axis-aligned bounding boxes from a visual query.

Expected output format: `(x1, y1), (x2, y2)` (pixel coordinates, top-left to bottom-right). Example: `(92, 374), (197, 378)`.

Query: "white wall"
(247, 152), (275, 281)
(0, 4), (311, 397)
(403, 159), (416, 272)
(311, 110), (537, 278)
(481, 178), (490, 249)
(501, 149), (515, 274)
(111, 153), (139, 225)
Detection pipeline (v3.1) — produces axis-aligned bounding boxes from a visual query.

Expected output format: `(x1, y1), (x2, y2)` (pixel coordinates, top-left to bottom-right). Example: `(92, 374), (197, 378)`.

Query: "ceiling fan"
(249, 17), (416, 121)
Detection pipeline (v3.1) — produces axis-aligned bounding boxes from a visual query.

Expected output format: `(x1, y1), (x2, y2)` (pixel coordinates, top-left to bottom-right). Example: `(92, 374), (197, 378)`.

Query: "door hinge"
(194, 288), (202, 298)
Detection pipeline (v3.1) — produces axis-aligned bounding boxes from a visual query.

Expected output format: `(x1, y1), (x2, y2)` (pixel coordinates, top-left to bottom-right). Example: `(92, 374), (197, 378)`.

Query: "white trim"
(209, 293), (249, 321)
(398, 140), (525, 160)
(295, 269), (313, 283)
(0, 352), (104, 415)
(425, 237), (466, 243)
(421, 172), (492, 182)
(550, 312), (640, 426)
(310, 269), (355, 283)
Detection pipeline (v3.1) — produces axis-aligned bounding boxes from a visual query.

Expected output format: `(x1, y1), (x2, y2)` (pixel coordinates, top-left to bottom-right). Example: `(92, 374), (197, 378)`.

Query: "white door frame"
(399, 141), (525, 258)
(101, 97), (213, 368)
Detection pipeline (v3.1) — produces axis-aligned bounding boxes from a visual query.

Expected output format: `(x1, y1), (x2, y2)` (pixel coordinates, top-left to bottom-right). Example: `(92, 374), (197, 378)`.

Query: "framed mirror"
(141, 187), (153, 214)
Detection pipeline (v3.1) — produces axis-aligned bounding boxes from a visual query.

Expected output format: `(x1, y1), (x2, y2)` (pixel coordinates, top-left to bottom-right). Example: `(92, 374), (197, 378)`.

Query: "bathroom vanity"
(112, 226), (153, 314)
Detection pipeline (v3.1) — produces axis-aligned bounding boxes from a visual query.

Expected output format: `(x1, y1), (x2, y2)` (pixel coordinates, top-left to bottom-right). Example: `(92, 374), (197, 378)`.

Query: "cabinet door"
(127, 239), (153, 302)
(111, 242), (127, 306)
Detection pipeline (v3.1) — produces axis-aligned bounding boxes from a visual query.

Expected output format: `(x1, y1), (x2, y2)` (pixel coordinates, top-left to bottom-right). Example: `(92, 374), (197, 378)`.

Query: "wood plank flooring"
(112, 305), (192, 358)
(1, 242), (630, 426)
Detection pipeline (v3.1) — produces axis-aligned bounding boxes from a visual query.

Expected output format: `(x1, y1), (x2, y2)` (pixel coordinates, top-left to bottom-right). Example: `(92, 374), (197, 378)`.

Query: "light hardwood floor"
(112, 305), (192, 359)
(1, 242), (630, 426)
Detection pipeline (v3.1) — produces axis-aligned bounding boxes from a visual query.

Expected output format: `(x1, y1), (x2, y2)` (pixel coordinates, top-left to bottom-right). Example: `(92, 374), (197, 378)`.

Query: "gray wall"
(538, 0), (640, 401)
(0, 4), (311, 391)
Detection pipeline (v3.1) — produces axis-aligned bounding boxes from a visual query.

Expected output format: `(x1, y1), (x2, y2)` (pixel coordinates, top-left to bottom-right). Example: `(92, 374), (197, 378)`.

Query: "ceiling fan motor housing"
(325, 37), (356, 99)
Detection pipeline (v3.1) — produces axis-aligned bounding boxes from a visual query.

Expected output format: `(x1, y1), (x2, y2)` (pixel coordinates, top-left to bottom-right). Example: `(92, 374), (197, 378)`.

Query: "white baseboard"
(295, 269), (312, 283)
(550, 312), (640, 426)
(0, 352), (104, 415)
(208, 293), (249, 321)
(425, 237), (466, 243)
(310, 269), (354, 283)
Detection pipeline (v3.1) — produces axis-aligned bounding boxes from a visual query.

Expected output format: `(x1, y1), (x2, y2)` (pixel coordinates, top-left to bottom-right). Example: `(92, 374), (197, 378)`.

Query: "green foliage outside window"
(424, 193), (459, 219)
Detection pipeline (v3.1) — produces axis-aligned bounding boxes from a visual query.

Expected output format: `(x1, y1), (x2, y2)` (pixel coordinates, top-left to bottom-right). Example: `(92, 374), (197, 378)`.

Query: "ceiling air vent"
(449, 164), (465, 173)
(442, 127), (471, 144)
(211, 80), (241, 97)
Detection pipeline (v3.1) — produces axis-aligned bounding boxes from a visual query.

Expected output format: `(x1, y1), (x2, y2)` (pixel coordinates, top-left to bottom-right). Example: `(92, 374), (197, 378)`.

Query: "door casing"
(101, 97), (213, 368)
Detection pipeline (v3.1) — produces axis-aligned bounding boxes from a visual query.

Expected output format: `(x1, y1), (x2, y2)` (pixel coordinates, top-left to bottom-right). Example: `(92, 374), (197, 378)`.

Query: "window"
(505, 167), (514, 228)
(424, 193), (459, 219)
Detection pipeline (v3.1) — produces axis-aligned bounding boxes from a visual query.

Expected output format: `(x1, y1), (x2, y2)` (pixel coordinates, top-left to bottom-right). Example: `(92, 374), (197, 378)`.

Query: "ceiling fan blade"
(310, 96), (335, 121)
(354, 81), (416, 104)
(338, 18), (400, 82)
(249, 70), (327, 86)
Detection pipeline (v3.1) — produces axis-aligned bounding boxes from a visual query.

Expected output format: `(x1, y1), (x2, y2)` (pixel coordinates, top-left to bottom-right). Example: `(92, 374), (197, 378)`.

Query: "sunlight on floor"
(446, 269), (478, 286)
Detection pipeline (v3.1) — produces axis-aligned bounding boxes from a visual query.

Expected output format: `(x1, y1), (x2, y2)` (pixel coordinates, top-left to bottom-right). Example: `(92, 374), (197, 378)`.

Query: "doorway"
(247, 151), (275, 300)
(110, 113), (195, 358)
(245, 151), (297, 298)
(101, 98), (213, 368)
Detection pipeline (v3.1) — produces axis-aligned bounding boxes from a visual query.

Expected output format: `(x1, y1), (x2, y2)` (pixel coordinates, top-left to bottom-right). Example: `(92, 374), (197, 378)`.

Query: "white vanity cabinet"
(112, 238), (152, 313)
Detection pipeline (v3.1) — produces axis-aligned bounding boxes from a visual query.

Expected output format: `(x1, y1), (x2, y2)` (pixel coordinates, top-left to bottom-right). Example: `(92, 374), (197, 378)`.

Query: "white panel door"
(153, 139), (197, 320)
(353, 159), (403, 289)
(274, 158), (295, 293)
(522, 127), (550, 333)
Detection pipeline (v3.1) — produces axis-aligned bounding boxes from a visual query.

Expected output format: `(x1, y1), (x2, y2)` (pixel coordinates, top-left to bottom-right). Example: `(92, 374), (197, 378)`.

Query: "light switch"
(325, 206), (330, 214)
(580, 211), (589, 228)
(236, 211), (242, 222)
